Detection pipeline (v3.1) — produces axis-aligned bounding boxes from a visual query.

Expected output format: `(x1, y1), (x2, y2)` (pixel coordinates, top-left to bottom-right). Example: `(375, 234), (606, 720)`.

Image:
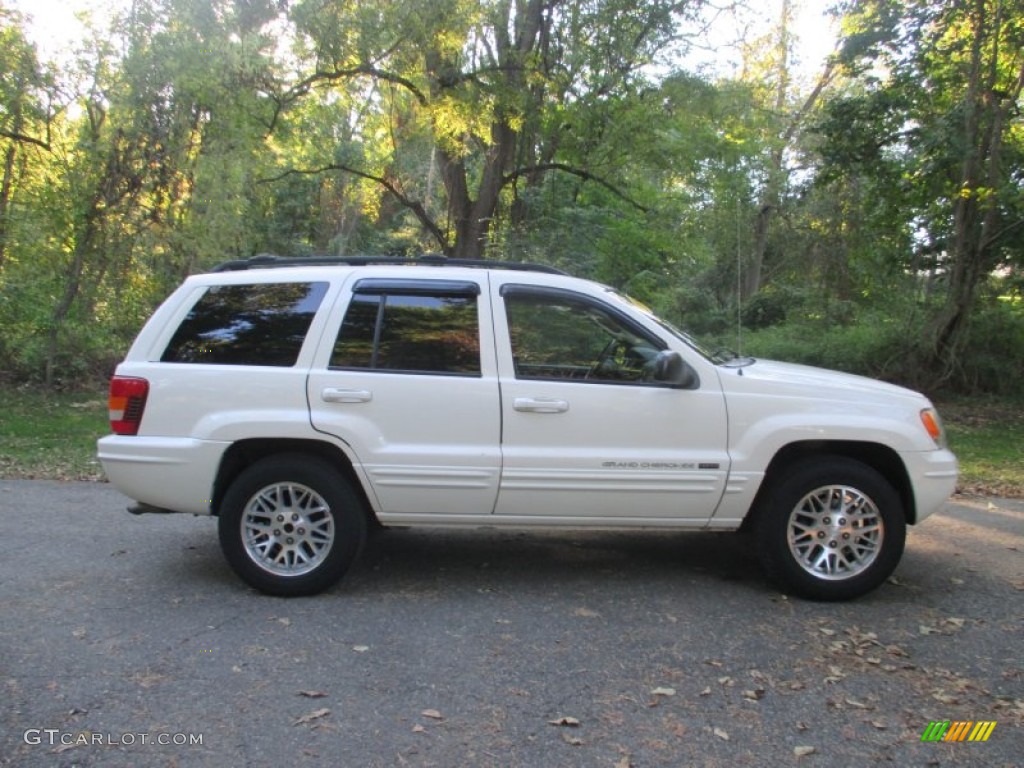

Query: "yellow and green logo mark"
(921, 721), (997, 742)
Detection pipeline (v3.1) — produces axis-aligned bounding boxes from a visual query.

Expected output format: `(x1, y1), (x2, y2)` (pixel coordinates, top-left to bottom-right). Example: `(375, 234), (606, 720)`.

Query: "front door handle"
(322, 387), (372, 403)
(513, 397), (569, 414)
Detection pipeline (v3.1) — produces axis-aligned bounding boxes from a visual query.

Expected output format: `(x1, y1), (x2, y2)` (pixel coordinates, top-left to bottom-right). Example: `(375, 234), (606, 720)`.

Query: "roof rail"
(212, 253), (568, 275)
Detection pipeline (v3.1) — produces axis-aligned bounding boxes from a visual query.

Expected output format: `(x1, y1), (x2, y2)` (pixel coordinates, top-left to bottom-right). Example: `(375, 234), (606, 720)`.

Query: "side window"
(505, 291), (662, 383)
(331, 284), (481, 376)
(161, 282), (328, 366)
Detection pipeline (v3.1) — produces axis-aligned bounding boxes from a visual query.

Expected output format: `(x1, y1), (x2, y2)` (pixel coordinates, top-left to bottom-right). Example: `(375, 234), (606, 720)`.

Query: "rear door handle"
(322, 387), (372, 403)
(513, 397), (569, 414)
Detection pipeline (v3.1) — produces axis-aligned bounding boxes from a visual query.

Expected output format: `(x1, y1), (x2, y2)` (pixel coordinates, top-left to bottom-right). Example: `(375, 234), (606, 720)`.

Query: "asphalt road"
(1, 480), (1021, 767)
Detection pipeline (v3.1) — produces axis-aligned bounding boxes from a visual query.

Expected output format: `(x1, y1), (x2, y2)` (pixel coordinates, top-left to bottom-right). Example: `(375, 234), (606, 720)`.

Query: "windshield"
(601, 286), (743, 366)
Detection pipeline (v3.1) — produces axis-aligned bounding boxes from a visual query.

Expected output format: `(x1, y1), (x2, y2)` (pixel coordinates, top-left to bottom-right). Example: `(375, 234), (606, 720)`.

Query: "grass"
(937, 398), (1024, 499)
(0, 386), (1021, 498)
(0, 386), (109, 481)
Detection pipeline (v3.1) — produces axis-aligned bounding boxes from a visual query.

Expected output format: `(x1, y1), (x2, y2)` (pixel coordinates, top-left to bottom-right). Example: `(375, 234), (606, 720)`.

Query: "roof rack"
(212, 253), (568, 275)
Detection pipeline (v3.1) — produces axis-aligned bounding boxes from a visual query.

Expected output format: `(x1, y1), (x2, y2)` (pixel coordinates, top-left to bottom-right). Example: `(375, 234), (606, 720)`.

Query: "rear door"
(308, 275), (501, 517)
(492, 280), (730, 523)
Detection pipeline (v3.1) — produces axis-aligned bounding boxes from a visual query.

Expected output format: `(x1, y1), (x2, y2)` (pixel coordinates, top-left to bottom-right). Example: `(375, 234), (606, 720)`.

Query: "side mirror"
(653, 350), (698, 389)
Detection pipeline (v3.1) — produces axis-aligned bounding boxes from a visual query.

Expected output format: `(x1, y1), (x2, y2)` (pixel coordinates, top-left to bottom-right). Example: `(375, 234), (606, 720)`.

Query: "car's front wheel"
(753, 457), (906, 600)
(218, 454), (367, 596)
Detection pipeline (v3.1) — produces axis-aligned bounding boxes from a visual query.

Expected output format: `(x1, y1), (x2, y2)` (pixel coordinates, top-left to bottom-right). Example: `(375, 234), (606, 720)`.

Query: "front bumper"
(903, 448), (959, 523)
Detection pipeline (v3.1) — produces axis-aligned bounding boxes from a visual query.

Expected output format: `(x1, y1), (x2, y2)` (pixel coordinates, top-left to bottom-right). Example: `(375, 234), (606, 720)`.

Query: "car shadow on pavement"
(348, 527), (767, 595)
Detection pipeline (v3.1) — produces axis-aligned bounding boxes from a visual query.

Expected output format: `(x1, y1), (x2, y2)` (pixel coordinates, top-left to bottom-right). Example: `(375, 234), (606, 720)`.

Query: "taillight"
(109, 376), (149, 435)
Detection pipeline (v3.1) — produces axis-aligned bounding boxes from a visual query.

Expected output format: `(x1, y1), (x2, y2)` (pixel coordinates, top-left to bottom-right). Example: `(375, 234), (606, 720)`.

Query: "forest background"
(1, 0), (1022, 399)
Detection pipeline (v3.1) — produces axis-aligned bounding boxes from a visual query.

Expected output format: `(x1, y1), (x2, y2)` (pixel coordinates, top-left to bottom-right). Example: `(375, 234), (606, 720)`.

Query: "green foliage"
(0, 0), (1021, 398)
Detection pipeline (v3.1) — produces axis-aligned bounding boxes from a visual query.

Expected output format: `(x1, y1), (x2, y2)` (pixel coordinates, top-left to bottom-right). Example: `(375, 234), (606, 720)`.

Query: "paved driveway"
(1, 480), (1021, 767)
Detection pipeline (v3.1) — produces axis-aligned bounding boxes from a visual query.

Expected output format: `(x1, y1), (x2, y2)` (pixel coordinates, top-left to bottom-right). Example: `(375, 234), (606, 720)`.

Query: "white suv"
(97, 256), (958, 600)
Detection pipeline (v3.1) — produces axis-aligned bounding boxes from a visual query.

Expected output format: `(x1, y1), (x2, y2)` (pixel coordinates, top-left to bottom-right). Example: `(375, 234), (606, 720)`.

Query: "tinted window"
(162, 282), (328, 366)
(332, 292), (480, 375)
(505, 292), (661, 383)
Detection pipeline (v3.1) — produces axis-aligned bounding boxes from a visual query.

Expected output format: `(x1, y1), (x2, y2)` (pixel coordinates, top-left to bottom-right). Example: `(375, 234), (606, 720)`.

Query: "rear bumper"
(97, 435), (229, 515)
(903, 448), (959, 523)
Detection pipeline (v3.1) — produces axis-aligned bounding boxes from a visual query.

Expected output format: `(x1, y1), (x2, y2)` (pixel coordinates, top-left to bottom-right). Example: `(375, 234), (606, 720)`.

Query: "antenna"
(736, 197), (743, 356)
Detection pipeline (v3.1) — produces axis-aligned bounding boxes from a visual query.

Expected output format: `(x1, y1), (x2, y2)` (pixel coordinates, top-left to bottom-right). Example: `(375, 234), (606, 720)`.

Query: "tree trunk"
(932, 3), (1024, 370)
(44, 213), (96, 388)
(0, 141), (16, 270)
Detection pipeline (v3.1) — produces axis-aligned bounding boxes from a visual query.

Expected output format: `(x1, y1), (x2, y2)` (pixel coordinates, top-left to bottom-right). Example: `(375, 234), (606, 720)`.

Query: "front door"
(493, 282), (729, 523)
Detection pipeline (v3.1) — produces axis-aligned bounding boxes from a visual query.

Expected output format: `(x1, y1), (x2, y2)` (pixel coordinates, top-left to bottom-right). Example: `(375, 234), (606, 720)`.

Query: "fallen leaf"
(574, 607), (600, 618)
(421, 709), (444, 720)
(713, 727), (729, 740)
(845, 698), (870, 709)
(352, 645), (370, 653)
(794, 746), (815, 757)
(549, 716), (581, 727)
(651, 687), (676, 697)
(299, 690), (328, 699)
(869, 720), (888, 730)
(614, 757), (632, 768)
(412, 724), (426, 734)
(277, 617), (291, 627)
(699, 687), (712, 696)
(742, 689), (765, 701)
(562, 733), (584, 746)
(292, 708), (330, 726)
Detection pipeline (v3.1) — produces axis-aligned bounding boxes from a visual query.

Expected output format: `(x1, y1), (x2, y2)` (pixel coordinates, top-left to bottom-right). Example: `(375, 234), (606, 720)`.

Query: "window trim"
(352, 278), (481, 297)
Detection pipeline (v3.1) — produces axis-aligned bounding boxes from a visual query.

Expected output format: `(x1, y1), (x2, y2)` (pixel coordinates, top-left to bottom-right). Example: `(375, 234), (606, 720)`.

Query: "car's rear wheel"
(218, 454), (367, 596)
(753, 457), (906, 600)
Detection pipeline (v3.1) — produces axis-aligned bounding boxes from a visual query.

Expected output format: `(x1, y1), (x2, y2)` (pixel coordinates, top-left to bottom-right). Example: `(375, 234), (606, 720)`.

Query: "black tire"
(753, 457), (906, 601)
(218, 454), (367, 596)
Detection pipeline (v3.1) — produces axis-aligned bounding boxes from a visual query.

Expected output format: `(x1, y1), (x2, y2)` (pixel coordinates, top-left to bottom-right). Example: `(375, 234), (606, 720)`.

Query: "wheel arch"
(211, 438), (377, 522)
(747, 440), (916, 528)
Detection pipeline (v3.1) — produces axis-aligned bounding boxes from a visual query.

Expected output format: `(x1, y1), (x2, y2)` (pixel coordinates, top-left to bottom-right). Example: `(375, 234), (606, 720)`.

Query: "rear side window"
(331, 282), (480, 375)
(161, 282), (328, 366)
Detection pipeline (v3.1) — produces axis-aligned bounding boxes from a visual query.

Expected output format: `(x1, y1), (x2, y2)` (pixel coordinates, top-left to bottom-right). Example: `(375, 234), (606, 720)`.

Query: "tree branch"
(503, 163), (651, 213)
(0, 129), (50, 151)
(259, 164), (449, 253)
(283, 66), (429, 106)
